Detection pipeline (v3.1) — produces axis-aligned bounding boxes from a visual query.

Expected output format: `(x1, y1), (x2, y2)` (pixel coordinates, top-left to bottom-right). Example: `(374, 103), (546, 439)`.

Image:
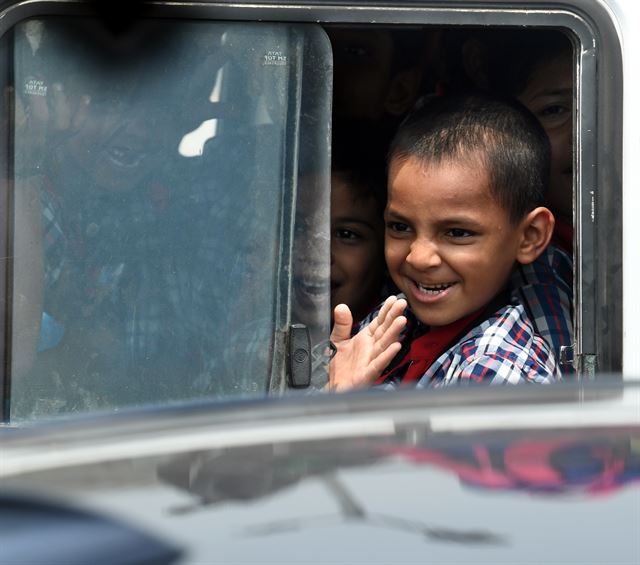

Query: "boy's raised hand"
(328, 296), (407, 392)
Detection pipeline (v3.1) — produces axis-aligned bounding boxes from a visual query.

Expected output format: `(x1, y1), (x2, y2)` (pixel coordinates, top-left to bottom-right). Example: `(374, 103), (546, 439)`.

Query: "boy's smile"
(385, 156), (526, 327)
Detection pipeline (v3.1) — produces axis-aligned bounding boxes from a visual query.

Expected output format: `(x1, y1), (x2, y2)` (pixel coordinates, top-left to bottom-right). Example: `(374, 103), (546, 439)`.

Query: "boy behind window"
(328, 94), (561, 390)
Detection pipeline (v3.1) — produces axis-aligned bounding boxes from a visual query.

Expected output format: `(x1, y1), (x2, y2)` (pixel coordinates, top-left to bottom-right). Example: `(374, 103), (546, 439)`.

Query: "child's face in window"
(292, 174), (331, 343)
(518, 51), (573, 221)
(330, 173), (385, 322)
(56, 72), (167, 193)
(385, 156), (524, 327)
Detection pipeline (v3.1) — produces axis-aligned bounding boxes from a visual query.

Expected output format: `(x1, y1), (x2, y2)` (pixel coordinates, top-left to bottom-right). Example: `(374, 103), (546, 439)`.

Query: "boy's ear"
(516, 207), (555, 265)
(384, 67), (423, 116)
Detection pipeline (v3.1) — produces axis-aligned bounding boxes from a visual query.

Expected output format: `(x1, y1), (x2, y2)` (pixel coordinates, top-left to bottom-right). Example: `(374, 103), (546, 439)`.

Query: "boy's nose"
(406, 239), (442, 270)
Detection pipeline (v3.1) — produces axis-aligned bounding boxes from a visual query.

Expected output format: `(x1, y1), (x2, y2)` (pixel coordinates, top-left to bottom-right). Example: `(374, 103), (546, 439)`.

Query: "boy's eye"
(335, 228), (361, 241)
(386, 221), (411, 233)
(540, 104), (568, 116)
(445, 228), (474, 238)
(536, 104), (571, 126)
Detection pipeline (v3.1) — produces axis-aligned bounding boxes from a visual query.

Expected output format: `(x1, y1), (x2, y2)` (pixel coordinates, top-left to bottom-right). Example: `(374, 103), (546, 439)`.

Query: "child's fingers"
(366, 295), (398, 335)
(373, 297), (407, 340)
(331, 303), (353, 345)
(364, 314), (407, 382)
(375, 315), (407, 354)
(368, 340), (402, 378)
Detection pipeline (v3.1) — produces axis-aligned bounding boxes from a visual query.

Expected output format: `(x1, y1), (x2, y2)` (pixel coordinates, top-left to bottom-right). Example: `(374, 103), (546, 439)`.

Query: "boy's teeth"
(417, 282), (453, 295)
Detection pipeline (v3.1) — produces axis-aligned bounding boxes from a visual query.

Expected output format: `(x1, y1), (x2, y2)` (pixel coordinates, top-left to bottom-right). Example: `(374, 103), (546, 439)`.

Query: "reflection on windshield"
(157, 431), (638, 544)
(244, 474), (507, 546)
(7, 19), (331, 420)
(388, 434), (640, 495)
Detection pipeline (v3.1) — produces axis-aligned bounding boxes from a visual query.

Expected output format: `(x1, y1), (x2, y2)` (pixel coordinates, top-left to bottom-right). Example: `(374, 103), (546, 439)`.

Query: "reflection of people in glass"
(13, 22), (201, 417)
(292, 173), (331, 347)
(290, 110), (332, 368)
(388, 435), (640, 495)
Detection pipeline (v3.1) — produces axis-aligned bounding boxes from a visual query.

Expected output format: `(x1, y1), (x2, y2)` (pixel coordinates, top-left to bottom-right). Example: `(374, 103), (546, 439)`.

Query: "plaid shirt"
(360, 273), (561, 388)
(420, 303), (559, 386)
(369, 301), (560, 389)
(510, 243), (574, 374)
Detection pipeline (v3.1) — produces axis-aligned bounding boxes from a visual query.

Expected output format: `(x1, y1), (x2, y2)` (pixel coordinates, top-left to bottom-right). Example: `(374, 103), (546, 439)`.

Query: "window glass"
(325, 25), (578, 386)
(5, 18), (332, 420)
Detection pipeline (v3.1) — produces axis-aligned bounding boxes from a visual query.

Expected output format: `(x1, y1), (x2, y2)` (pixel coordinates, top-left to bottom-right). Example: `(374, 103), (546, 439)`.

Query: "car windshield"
(1, 382), (638, 564)
(3, 18), (332, 421)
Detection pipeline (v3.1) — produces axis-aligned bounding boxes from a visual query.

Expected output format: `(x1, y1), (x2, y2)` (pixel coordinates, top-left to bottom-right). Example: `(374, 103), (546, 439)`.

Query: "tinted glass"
(4, 18), (331, 420)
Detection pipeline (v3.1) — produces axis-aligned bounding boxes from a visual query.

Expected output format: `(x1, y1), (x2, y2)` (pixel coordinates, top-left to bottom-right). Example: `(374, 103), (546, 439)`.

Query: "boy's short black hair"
(388, 93), (550, 223)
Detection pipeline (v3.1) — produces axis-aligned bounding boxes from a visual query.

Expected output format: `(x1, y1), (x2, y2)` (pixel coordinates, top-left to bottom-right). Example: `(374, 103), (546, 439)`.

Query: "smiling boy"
(328, 94), (560, 390)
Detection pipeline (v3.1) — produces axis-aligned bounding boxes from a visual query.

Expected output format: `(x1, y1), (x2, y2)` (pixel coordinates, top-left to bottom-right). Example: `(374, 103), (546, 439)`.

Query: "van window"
(3, 18), (332, 421)
(324, 19), (620, 380)
(327, 25), (576, 372)
(0, 2), (623, 421)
